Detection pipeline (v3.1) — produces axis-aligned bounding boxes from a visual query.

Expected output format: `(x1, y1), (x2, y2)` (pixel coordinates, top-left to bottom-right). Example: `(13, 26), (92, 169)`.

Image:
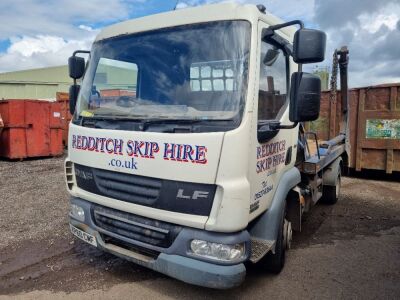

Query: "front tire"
(258, 207), (291, 273)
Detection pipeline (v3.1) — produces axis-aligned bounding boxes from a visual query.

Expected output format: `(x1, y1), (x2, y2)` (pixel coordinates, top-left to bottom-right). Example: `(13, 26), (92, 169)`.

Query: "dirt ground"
(0, 156), (399, 299)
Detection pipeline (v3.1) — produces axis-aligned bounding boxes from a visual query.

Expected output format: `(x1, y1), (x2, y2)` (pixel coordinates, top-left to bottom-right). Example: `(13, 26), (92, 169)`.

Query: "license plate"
(70, 224), (97, 247)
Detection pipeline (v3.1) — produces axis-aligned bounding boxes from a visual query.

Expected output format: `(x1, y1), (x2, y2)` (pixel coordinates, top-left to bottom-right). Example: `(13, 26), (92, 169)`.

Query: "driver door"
(248, 22), (295, 220)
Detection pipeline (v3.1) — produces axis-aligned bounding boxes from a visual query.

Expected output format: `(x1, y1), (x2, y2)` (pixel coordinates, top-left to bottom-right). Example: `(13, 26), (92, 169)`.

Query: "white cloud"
(0, 0), (125, 72)
(9, 36), (67, 57)
(315, 0), (400, 87)
(176, 0), (400, 87)
(0, 0), (399, 87)
(0, 0), (131, 40)
(78, 25), (96, 32)
(359, 13), (399, 33)
(175, 3), (189, 9)
(0, 30), (97, 72)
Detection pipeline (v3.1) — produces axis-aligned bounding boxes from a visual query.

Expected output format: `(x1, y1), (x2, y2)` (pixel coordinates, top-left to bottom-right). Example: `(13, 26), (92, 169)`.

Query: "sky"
(0, 0), (399, 88)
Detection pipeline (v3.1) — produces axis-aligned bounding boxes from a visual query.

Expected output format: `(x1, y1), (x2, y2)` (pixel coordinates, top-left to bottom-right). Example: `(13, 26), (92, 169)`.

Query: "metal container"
(56, 92), (72, 147)
(0, 113), (3, 137)
(308, 83), (400, 173)
(0, 99), (64, 159)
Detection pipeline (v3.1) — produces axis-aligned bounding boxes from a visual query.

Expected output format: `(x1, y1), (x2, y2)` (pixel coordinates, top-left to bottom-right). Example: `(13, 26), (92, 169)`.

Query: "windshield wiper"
(79, 114), (145, 128)
(81, 114), (147, 121)
(140, 118), (234, 131)
(78, 115), (235, 131)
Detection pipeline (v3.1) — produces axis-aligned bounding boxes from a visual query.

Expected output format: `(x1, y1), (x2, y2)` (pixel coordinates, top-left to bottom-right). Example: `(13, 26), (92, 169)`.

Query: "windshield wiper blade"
(140, 118), (234, 130)
(79, 115), (234, 130)
(140, 119), (193, 131)
(79, 115), (144, 128)
(82, 114), (147, 121)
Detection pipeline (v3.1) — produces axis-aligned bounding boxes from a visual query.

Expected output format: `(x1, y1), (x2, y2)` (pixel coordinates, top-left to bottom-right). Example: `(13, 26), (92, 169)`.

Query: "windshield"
(76, 21), (251, 123)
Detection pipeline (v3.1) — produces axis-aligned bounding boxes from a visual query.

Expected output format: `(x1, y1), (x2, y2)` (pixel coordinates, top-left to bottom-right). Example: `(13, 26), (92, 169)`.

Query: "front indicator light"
(190, 239), (245, 262)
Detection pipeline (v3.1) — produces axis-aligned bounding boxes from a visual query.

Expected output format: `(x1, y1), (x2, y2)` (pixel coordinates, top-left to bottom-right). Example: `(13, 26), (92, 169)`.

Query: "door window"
(258, 42), (288, 121)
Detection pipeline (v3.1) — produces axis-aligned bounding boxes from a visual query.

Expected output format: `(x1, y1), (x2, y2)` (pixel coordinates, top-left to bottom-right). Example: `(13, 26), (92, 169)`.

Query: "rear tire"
(321, 169), (341, 205)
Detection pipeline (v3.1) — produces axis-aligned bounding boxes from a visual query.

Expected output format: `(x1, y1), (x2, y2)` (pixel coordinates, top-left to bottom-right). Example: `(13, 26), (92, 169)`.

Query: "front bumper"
(69, 197), (249, 289)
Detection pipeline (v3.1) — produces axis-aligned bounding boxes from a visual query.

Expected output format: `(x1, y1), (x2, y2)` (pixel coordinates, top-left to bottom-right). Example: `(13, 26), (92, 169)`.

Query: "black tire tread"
(321, 185), (338, 204)
(258, 210), (286, 273)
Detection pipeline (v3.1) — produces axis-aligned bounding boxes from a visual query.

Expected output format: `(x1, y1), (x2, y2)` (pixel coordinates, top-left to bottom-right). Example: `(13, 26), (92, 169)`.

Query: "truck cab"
(66, 3), (336, 289)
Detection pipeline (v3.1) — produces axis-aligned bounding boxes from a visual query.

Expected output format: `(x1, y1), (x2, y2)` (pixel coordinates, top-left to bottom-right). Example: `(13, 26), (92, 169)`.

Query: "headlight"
(190, 239), (245, 262)
(70, 204), (85, 222)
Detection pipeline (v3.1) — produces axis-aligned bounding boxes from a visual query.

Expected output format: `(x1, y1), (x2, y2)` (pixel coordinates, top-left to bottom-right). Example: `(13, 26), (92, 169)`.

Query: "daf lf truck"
(65, 3), (349, 289)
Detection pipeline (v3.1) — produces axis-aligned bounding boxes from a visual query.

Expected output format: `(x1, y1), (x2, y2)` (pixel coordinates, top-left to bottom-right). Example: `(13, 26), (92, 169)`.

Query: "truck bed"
(299, 135), (346, 174)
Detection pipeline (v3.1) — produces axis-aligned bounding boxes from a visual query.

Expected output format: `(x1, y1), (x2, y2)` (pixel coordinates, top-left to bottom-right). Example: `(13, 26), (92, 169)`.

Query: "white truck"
(65, 3), (349, 289)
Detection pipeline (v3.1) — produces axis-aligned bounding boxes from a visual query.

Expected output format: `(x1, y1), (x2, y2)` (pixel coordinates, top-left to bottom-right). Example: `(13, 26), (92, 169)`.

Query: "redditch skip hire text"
(71, 135), (208, 164)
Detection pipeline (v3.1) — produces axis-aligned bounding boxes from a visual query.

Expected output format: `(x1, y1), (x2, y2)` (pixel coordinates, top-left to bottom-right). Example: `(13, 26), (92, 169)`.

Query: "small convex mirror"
(263, 48), (280, 66)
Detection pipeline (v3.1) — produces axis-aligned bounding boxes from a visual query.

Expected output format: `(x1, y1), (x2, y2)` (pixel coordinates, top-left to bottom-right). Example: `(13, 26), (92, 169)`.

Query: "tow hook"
(283, 219), (292, 249)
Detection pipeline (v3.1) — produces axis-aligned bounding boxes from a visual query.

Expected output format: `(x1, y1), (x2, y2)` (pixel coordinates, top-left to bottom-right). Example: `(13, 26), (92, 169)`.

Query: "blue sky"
(0, 40), (11, 53)
(0, 0), (399, 87)
(127, 0), (179, 18)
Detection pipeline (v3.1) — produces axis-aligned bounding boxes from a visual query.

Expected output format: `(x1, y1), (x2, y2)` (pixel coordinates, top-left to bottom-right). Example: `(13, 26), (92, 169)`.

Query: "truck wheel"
(322, 168), (341, 205)
(259, 206), (291, 274)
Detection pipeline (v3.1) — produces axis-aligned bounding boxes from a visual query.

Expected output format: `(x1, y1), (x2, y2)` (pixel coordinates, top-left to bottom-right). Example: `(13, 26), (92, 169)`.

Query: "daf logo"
(176, 189), (209, 200)
(75, 169), (93, 180)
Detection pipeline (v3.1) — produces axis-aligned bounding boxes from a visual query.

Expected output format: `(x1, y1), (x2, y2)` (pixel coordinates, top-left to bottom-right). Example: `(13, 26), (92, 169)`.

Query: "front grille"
(93, 168), (162, 205)
(101, 234), (160, 259)
(74, 163), (216, 216)
(93, 205), (182, 248)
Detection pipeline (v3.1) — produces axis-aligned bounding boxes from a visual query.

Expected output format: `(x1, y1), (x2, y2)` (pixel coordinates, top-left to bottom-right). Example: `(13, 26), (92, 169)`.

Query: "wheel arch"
(248, 167), (301, 243)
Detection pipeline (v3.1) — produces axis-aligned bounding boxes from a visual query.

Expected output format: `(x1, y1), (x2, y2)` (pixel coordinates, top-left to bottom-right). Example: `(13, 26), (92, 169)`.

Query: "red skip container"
(56, 92), (72, 147)
(0, 100), (64, 159)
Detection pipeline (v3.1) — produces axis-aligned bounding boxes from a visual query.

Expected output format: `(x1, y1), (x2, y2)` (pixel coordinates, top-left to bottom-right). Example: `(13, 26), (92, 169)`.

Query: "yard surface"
(0, 156), (399, 299)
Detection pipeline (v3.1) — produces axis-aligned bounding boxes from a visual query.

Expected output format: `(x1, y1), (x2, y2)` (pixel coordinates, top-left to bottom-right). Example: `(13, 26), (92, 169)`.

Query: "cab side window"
(258, 42), (288, 121)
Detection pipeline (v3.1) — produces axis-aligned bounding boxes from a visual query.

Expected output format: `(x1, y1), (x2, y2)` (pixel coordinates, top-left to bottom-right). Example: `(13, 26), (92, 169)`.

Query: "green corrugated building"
(0, 65), (72, 100)
(0, 62), (138, 100)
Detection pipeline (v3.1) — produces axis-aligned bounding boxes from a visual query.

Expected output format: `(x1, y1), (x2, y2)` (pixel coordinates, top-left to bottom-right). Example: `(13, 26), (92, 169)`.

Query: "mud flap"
(323, 157), (342, 186)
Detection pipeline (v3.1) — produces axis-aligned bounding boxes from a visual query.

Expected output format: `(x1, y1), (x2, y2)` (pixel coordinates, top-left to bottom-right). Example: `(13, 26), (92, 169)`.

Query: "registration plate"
(70, 224), (97, 247)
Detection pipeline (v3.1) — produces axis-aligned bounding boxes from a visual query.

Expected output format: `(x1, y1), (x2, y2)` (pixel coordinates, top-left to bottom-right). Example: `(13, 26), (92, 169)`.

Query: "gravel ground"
(0, 156), (399, 299)
(0, 156), (70, 249)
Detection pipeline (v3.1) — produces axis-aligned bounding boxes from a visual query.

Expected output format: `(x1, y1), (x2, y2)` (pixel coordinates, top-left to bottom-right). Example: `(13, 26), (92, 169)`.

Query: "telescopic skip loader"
(65, 3), (349, 289)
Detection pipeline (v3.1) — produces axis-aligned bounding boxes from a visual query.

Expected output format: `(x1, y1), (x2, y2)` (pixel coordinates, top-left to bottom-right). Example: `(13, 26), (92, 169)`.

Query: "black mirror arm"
(262, 20), (304, 42)
(71, 50), (90, 85)
(265, 20), (304, 34)
(262, 20), (304, 72)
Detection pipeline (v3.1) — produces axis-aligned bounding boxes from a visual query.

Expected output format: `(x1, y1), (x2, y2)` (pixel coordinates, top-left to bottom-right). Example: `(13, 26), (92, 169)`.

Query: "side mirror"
(293, 29), (326, 64)
(263, 48), (280, 66)
(69, 85), (80, 115)
(289, 72), (321, 122)
(68, 56), (85, 79)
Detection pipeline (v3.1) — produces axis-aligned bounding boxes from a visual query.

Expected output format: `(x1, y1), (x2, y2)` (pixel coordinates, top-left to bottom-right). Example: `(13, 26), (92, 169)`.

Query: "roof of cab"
(95, 3), (295, 42)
